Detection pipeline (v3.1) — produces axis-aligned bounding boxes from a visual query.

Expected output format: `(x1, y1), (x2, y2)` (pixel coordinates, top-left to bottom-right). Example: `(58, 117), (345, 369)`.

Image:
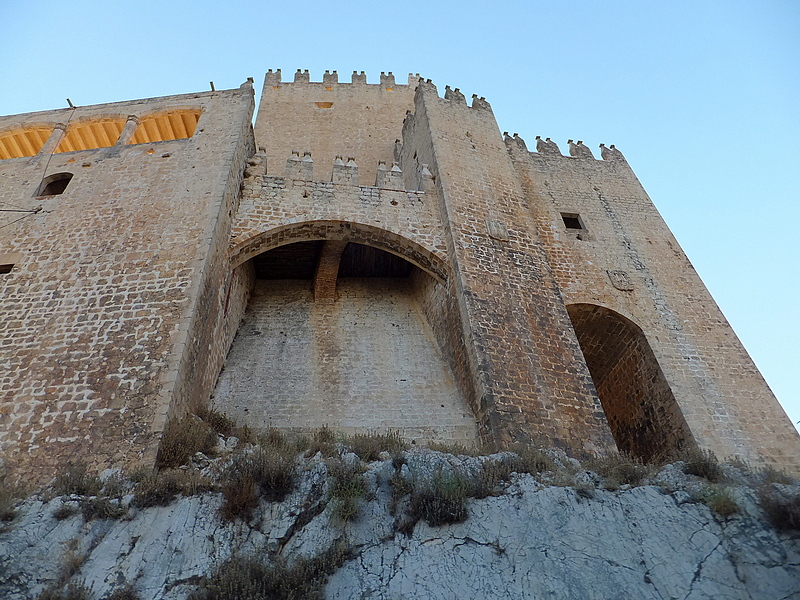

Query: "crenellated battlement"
(270, 150), (431, 194)
(261, 68), (418, 87)
(504, 133), (628, 164)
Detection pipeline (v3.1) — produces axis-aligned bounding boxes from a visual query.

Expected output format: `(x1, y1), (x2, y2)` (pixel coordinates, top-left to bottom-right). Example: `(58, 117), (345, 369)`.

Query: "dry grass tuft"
(156, 415), (218, 469)
(219, 447), (296, 521)
(133, 469), (213, 509)
(0, 479), (23, 521)
(347, 431), (407, 462)
(327, 459), (369, 523)
(681, 448), (722, 483)
(189, 542), (350, 600)
(586, 452), (653, 490)
(706, 486), (739, 518)
(53, 462), (102, 497)
(304, 426), (338, 458)
(406, 469), (469, 528)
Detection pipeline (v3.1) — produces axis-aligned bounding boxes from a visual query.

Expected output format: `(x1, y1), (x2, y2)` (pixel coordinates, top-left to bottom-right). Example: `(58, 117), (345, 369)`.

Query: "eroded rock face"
(1, 450), (798, 600)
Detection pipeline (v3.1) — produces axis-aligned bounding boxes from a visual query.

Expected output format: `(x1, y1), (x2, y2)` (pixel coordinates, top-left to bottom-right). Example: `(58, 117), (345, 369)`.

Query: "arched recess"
(129, 108), (202, 144)
(0, 123), (55, 159)
(214, 224), (476, 445)
(567, 303), (695, 461)
(55, 116), (128, 153)
(230, 219), (449, 282)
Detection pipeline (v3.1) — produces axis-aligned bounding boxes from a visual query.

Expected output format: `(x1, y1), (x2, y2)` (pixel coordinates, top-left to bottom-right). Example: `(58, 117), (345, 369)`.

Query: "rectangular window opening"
(561, 213), (584, 230)
(0, 263), (14, 274)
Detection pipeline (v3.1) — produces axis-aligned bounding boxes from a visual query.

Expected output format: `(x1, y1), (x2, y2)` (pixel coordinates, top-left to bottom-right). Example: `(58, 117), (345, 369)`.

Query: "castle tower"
(0, 83), (256, 480)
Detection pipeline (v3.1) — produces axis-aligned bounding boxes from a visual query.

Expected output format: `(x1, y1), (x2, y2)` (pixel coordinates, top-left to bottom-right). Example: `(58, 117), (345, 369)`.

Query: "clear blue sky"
(2, 1), (798, 433)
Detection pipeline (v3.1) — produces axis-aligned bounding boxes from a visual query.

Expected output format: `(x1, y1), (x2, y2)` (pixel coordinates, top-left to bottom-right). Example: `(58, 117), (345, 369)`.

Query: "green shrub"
(586, 452), (652, 490)
(348, 431), (407, 462)
(682, 448), (722, 482)
(408, 470), (469, 527)
(156, 416), (218, 469)
(189, 543), (349, 600)
(220, 448), (296, 521)
(53, 462), (102, 497)
(706, 486), (739, 518)
(471, 458), (517, 499)
(327, 459), (368, 523)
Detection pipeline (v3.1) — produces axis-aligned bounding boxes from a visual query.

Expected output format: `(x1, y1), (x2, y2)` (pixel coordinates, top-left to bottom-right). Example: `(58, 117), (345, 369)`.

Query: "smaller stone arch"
(567, 303), (695, 461)
(229, 220), (449, 282)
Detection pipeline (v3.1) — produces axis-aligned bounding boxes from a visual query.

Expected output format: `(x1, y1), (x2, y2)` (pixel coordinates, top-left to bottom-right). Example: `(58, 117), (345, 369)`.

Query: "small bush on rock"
(472, 458), (518, 499)
(259, 428), (289, 450)
(220, 448), (296, 521)
(133, 469), (212, 509)
(305, 426), (338, 458)
(53, 503), (79, 521)
(59, 538), (86, 583)
(426, 442), (487, 457)
(80, 496), (127, 521)
(706, 486), (739, 518)
(156, 415), (218, 469)
(509, 446), (559, 475)
(195, 407), (236, 436)
(586, 452), (652, 490)
(348, 431), (407, 462)
(327, 459), (369, 523)
(53, 462), (102, 497)
(408, 470), (469, 527)
(189, 543), (349, 600)
(682, 448), (722, 482)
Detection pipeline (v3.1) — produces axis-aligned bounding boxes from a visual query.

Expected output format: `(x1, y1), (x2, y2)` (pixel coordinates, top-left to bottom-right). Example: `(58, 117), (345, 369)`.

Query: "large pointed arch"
(229, 220), (449, 282)
(567, 303), (695, 461)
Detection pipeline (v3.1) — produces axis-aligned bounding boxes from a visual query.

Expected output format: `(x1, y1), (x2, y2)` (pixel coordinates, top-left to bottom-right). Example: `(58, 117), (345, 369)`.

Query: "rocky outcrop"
(1, 447), (798, 599)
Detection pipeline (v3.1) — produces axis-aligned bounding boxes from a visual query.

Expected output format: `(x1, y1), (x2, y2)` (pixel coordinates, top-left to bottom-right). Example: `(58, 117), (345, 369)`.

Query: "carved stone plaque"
(487, 220), (509, 241)
(607, 269), (634, 291)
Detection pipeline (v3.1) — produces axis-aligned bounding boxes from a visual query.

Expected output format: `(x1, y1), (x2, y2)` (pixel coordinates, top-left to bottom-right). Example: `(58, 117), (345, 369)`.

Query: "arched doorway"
(567, 304), (694, 461)
(213, 239), (477, 445)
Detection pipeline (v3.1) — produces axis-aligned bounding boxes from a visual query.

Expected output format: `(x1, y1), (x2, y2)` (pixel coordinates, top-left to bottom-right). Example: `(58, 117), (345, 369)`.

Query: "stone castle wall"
(1, 71), (798, 481)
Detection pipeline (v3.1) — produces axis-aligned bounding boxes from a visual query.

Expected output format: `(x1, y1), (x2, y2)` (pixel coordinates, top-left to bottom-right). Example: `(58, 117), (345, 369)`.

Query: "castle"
(1, 70), (798, 482)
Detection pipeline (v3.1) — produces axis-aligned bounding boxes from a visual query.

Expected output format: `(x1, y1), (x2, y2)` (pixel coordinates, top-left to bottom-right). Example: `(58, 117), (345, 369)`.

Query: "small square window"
(561, 213), (584, 230)
(0, 264), (14, 274)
